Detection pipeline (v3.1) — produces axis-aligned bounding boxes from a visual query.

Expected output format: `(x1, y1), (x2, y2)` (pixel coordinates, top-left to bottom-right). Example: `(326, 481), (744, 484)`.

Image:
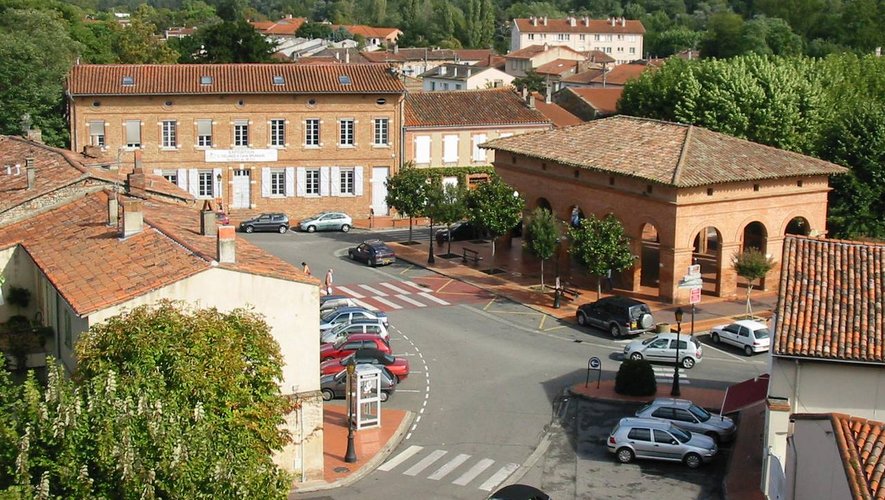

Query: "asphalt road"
(244, 228), (768, 499)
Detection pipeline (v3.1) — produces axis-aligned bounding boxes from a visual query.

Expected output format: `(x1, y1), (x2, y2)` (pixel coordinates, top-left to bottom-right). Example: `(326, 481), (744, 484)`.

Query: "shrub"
(615, 359), (657, 396)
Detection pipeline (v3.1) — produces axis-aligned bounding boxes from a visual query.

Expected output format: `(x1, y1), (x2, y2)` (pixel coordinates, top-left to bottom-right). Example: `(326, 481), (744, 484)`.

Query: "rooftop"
(590, 63), (650, 85)
(505, 44), (586, 60)
(514, 17), (645, 34)
(566, 87), (623, 115)
(530, 92), (583, 128)
(405, 89), (550, 128)
(534, 59), (578, 76)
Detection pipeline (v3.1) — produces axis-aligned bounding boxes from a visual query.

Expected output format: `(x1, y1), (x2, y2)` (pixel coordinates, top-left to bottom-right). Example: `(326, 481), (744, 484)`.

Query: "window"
(305, 119), (320, 146)
(617, 47), (624, 52)
(472, 134), (487, 162)
(161, 120), (177, 148)
(122, 76), (134, 86)
(200, 75), (212, 85)
(579, 34), (585, 40)
(270, 169), (285, 195)
(442, 83), (449, 90)
(557, 33), (570, 41)
(270, 119), (285, 147)
(233, 120), (248, 147)
(629, 47), (636, 54)
(339, 119), (354, 146)
(373, 118), (389, 145)
(443, 134), (459, 163)
(673, 409), (696, 423)
(651, 408), (675, 419)
(528, 33), (535, 40)
(340, 168), (355, 194)
(626, 428), (651, 441)
(196, 119), (212, 147)
(198, 170), (214, 197)
(430, 81), (436, 91)
(305, 168), (320, 195)
(124, 120), (141, 148)
(653, 430), (676, 444)
(338, 75), (351, 85)
(88, 121), (105, 147)
(273, 75), (285, 85)
(604, 47), (612, 53)
(415, 136), (431, 164)
(162, 170), (178, 184)
(594, 34), (601, 41)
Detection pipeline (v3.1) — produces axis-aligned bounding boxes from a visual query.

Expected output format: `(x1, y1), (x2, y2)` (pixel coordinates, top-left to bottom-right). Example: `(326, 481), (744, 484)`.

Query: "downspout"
(300, 402), (305, 482)
(66, 89), (77, 150)
(793, 359), (800, 413)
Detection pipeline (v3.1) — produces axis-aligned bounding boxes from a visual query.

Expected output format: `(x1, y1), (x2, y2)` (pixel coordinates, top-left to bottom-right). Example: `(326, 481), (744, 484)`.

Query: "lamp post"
(344, 361), (358, 463)
(671, 307), (684, 397)
(427, 216), (435, 264)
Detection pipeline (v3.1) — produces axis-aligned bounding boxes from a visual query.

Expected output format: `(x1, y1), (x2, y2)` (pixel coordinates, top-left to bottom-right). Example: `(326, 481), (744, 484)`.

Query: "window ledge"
(338, 145), (356, 149)
(303, 145), (321, 149)
(372, 144), (391, 149)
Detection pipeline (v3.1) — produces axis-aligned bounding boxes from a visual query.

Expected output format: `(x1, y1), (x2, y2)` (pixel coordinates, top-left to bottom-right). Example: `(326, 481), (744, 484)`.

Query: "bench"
(557, 286), (581, 302)
(462, 247), (484, 266)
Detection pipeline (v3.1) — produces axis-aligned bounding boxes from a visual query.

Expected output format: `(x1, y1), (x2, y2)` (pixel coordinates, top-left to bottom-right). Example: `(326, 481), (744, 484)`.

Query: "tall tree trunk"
(746, 283), (754, 318)
(491, 238), (496, 257)
(540, 259), (545, 290)
(408, 216), (413, 243)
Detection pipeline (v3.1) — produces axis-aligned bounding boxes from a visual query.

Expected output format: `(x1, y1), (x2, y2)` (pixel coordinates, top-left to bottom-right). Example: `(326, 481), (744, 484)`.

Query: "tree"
(512, 71), (547, 94)
(465, 177), (525, 257)
(523, 207), (559, 290)
(429, 183), (467, 255)
(732, 248), (774, 317)
(296, 22), (334, 39)
(701, 11), (745, 58)
(194, 18), (277, 62)
(385, 164), (429, 244)
(112, 5), (180, 64)
(568, 214), (635, 299)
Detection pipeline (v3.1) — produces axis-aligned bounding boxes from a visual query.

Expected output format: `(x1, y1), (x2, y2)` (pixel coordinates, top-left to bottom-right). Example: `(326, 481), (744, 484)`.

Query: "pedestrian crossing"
(378, 445), (519, 492)
(652, 365), (691, 385)
(335, 278), (493, 312)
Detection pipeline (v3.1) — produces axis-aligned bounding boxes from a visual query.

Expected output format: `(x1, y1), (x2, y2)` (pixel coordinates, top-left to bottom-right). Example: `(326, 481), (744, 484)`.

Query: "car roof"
(598, 296), (646, 307)
(618, 417), (675, 430)
(646, 398), (694, 408)
(347, 317), (385, 324)
(320, 295), (348, 302)
(732, 319), (768, 329)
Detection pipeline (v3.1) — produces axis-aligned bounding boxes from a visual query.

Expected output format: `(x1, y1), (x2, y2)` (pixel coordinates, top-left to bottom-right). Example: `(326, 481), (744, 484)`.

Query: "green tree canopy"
(732, 248), (774, 316)
(428, 182), (468, 254)
(193, 19), (277, 62)
(385, 164), (430, 243)
(523, 207), (560, 289)
(112, 5), (180, 64)
(296, 22), (334, 39)
(568, 214), (635, 298)
(465, 177), (525, 256)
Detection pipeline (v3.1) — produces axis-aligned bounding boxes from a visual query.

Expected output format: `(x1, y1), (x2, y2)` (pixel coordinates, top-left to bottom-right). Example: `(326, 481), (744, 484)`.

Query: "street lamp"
(427, 215), (435, 264)
(671, 307), (684, 397)
(344, 360), (358, 463)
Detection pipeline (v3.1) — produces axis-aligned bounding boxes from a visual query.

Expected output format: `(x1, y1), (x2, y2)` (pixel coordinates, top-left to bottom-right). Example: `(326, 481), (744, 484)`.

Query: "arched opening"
(742, 221), (768, 253)
(692, 226), (722, 294)
(535, 197), (552, 212)
(785, 216), (810, 236)
(568, 205), (585, 228)
(639, 223), (660, 290)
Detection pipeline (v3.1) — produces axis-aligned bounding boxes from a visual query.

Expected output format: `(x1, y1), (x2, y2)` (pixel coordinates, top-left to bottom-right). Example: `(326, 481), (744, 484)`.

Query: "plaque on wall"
(205, 149), (278, 163)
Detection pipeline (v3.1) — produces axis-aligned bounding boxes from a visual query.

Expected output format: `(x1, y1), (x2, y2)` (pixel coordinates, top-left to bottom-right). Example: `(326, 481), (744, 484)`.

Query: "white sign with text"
(205, 149), (278, 163)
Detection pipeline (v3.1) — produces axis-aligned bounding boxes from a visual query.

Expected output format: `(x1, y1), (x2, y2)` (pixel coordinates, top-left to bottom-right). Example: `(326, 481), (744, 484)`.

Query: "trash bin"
(655, 323), (670, 334)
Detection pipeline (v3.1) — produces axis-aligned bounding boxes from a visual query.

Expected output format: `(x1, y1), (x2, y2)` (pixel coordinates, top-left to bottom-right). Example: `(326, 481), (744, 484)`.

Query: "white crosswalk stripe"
(378, 445), (423, 471)
(358, 284), (388, 296)
(452, 458), (494, 486)
(403, 281), (428, 291)
(378, 447), (520, 491)
(403, 450), (448, 476)
(378, 282), (411, 294)
(395, 294), (427, 307)
(427, 453), (471, 480)
(478, 463), (520, 491)
(652, 366), (691, 384)
(419, 292), (450, 305)
(352, 298), (375, 310)
(335, 286), (364, 298)
(372, 296), (403, 310)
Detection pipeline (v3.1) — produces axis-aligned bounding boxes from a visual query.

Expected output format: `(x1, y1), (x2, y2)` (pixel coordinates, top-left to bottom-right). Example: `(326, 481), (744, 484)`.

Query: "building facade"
(67, 64), (406, 221)
(510, 17), (645, 64)
(420, 64), (514, 91)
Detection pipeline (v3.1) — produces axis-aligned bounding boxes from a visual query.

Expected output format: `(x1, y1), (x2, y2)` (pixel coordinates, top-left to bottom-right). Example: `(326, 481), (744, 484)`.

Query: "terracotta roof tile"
(405, 89), (551, 127)
(453, 49), (496, 61)
(773, 237), (885, 362)
(591, 63), (650, 85)
(567, 87), (623, 115)
(830, 413), (885, 499)
(67, 64), (405, 96)
(514, 17), (645, 34)
(331, 25), (401, 39)
(0, 136), (88, 214)
(534, 58), (578, 76)
(249, 18), (305, 35)
(530, 92), (583, 128)
(561, 68), (605, 84)
(482, 116), (848, 186)
(505, 44), (586, 60)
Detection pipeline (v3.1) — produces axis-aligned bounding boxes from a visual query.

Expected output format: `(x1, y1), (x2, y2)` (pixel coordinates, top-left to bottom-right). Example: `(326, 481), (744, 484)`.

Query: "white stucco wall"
(785, 419), (851, 500)
(0, 245), (39, 323)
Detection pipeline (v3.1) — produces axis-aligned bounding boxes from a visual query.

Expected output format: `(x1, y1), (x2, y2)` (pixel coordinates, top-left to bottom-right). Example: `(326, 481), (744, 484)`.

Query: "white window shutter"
(415, 136), (430, 163)
(331, 166), (341, 196)
(320, 167), (331, 196)
(212, 168), (222, 197)
(473, 134), (487, 161)
(354, 166), (364, 196)
(285, 167), (295, 197)
(443, 135), (459, 163)
(187, 169), (199, 197)
(176, 169), (187, 190)
(261, 168), (271, 197)
(152, 169), (163, 176)
(296, 167), (306, 196)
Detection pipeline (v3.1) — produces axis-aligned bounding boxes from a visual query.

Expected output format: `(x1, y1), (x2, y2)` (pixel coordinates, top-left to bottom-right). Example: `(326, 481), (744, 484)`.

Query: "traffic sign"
(689, 286), (702, 305)
(687, 264), (701, 277)
(678, 276), (703, 288)
(586, 356), (602, 388)
(589, 357), (601, 370)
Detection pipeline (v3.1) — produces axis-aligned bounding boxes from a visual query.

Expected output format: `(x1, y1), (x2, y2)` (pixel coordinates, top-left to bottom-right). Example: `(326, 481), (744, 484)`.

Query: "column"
(717, 242), (740, 298)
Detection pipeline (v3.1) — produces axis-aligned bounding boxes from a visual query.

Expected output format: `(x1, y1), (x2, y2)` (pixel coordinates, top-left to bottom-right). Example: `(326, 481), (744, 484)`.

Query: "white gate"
(371, 166), (389, 216)
(232, 169), (250, 209)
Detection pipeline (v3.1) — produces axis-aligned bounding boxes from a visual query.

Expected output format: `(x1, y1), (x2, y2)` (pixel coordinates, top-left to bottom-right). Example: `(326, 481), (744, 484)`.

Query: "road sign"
(678, 276), (703, 288)
(589, 357), (601, 370)
(687, 264), (701, 277)
(586, 357), (602, 388)
(689, 286), (702, 305)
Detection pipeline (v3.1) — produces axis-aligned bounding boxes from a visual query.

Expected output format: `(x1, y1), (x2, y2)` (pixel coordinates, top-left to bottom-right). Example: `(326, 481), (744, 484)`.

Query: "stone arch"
(639, 222), (661, 289)
(742, 221), (768, 253)
(535, 197), (552, 212)
(691, 225), (723, 294)
(784, 215), (811, 236)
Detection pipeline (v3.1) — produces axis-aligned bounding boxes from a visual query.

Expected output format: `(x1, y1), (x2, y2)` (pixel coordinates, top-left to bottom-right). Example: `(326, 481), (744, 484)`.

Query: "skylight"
(338, 75), (351, 86)
(273, 75), (285, 85)
(121, 76), (134, 86)
(200, 75), (212, 85)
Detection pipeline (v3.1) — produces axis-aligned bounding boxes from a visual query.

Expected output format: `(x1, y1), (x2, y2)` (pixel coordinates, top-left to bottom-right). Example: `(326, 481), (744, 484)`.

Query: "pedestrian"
(324, 268), (334, 296)
(301, 261), (311, 276)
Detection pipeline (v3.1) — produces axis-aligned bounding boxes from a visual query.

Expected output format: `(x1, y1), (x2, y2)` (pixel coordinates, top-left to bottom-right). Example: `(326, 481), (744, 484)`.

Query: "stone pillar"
(628, 237), (642, 293)
(660, 246), (694, 304)
(762, 236), (784, 292)
(718, 242), (741, 298)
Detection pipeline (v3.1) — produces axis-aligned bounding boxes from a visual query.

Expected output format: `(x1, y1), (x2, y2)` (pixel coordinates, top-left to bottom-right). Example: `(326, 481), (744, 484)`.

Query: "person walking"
(324, 268), (334, 295)
(301, 261), (311, 276)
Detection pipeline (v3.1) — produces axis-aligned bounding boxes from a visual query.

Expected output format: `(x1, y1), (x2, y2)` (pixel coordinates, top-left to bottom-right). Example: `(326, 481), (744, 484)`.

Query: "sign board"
(689, 286), (702, 305)
(205, 148), (278, 163)
(678, 276), (703, 288)
(586, 357), (602, 389)
(589, 357), (601, 370)
(687, 264), (701, 277)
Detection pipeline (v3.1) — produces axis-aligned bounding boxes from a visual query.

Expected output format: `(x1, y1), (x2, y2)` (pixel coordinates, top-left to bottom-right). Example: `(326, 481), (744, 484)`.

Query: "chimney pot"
(545, 85), (552, 104)
(610, 17), (615, 27)
(531, 16), (537, 26)
(621, 17), (626, 27)
(200, 201), (217, 236)
(393, 44), (399, 54)
(569, 16), (576, 27)
(527, 94), (536, 109)
(25, 157), (36, 189)
(108, 195), (118, 226)
(584, 16), (589, 26)
(121, 199), (144, 237)
(543, 16), (547, 26)
(217, 225), (236, 264)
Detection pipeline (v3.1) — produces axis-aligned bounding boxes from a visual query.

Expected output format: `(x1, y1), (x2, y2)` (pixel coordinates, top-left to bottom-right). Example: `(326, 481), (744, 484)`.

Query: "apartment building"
(511, 16), (645, 64)
(420, 63), (514, 91)
(67, 64), (406, 220)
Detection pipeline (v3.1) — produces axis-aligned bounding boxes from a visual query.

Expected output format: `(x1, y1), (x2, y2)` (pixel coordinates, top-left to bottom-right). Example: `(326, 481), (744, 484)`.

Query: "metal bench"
(462, 247), (483, 265)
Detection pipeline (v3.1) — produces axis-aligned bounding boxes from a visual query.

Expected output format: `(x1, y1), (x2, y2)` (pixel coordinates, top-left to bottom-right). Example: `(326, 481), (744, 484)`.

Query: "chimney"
(440, 65), (446, 75)
(25, 157), (35, 189)
(545, 85), (552, 104)
(345, 50), (350, 63)
(121, 199), (143, 238)
(621, 17), (626, 27)
(466, 67), (471, 77)
(527, 94), (535, 109)
(127, 150), (146, 195)
(393, 44), (399, 54)
(107, 195), (118, 227)
(542, 16), (547, 26)
(610, 17), (615, 27)
(200, 200), (217, 236)
(26, 128), (42, 143)
(584, 16), (589, 27)
(521, 86), (528, 100)
(569, 16), (576, 27)
(531, 16), (537, 26)
(217, 225), (236, 264)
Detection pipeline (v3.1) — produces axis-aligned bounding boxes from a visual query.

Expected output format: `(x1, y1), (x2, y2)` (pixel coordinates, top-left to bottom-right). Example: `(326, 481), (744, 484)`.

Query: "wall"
(785, 418), (851, 500)
(511, 22), (643, 63)
(405, 125), (549, 169)
(0, 246), (38, 323)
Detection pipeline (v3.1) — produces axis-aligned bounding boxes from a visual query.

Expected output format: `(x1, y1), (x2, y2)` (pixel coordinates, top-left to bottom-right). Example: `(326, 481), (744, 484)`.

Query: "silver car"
(319, 307), (389, 331)
(623, 333), (703, 369)
(607, 417), (718, 469)
(298, 211), (353, 232)
(635, 398), (736, 443)
(320, 318), (389, 344)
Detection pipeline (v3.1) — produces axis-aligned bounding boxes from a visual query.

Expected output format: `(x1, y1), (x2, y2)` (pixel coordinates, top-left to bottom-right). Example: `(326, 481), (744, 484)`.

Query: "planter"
(655, 323), (671, 334)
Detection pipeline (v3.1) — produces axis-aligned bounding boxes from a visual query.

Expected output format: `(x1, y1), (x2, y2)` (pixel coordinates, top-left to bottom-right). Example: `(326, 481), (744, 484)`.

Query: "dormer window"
(338, 75), (351, 85)
(200, 75), (212, 85)
(273, 75), (285, 85)
(121, 76), (134, 86)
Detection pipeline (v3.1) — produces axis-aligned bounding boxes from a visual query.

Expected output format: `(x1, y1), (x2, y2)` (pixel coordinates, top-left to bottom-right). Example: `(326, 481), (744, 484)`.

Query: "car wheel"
(681, 356), (695, 369)
(616, 447), (634, 464)
(684, 452), (702, 469)
(322, 389), (335, 401)
(307, 225), (316, 233)
(744, 345), (754, 356)
(278, 225), (288, 234)
(369, 258), (376, 267)
(348, 250), (355, 260)
(610, 324), (622, 338)
(341, 224), (351, 233)
(380, 391), (390, 403)
(244, 225), (254, 233)
(639, 313), (654, 330)
(577, 312), (587, 326)
(630, 352), (643, 361)
(711, 332), (720, 343)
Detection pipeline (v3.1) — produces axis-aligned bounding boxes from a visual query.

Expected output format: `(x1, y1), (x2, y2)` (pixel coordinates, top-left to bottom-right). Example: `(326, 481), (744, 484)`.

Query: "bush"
(615, 359), (657, 396)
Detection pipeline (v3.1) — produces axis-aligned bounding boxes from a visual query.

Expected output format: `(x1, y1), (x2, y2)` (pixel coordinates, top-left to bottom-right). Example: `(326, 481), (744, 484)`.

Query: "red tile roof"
(250, 18), (305, 35)
(332, 25), (401, 39)
(514, 17), (645, 34)
(561, 68), (605, 84)
(587, 50), (616, 63)
(591, 63), (650, 85)
(567, 87), (623, 115)
(405, 89), (551, 128)
(825, 413), (885, 499)
(534, 58), (578, 76)
(505, 44), (586, 60)
(453, 49), (496, 61)
(67, 64), (405, 96)
(482, 116), (848, 186)
(530, 92), (583, 128)
(773, 236), (885, 362)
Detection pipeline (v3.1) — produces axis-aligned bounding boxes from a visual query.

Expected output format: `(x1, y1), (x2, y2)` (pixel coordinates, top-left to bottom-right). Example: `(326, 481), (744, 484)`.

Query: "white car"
(624, 333), (703, 369)
(710, 320), (771, 356)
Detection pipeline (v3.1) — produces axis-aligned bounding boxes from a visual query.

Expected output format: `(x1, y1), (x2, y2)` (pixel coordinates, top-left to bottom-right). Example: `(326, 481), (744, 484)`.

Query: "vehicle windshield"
(642, 336), (658, 346)
(380, 353), (395, 364)
(637, 403), (652, 414)
(753, 328), (771, 339)
(688, 404), (711, 422)
(332, 337), (350, 349)
(670, 426), (691, 443)
(320, 310), (340, 322)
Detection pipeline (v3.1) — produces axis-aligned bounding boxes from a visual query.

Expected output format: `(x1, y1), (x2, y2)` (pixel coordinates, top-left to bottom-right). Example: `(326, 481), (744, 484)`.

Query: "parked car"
(624, 333), (703, 369)
(298, 211), (352, 233)
(576, 296), (655, 337)
(319, 307), (388, 331)
(319, 333), (391, 361)
(320, 348), (410, 381)
(435, 221), (487, 244)
(320, 366), (396, 402)
(239, 213), (289, 233)
(319, 295), (360, 313)
(607, 417), (718, 469)
(321, 318), (389, 344)
(635, 398), (736, 443)
(710, 320), (771, 356)
(349, 239), (396, 267)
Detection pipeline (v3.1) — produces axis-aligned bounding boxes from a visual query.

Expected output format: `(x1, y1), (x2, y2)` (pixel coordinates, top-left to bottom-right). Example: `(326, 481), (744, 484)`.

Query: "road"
(245, 228), (768, 499)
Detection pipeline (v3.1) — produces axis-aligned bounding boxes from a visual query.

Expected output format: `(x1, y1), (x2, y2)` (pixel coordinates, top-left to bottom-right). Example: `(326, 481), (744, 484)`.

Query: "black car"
(239, 213), (289, 233)
(435, 221), (488, 244)
(320, 366), (397, 402)
(576, 296), (655, 337)
(348, 239), (396, 266)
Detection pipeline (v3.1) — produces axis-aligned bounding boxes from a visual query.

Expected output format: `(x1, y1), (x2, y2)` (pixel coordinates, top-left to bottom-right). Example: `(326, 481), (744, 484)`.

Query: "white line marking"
(403, 281), (427, 291)
(420, 408), (425, 413)
(452, 458), (494, 486)
(335, 286), (364, 298)
(379, 282), (411, 294)
(411, 424), (417, 431)
(358, 284), (388, 296)
(404, 449), (448, 476)
(478, 463), (520, 491)
(378, 445), (423, 472)
(372, 296), (403, 309)
(352, 299), (375, 310)
(395, 294), (427, 307)
(419, 292), (450, 305)
(703, 343), (746, 361)
(406, 432), (412, 440)
(395, 389), (423, 393)
(428, 454), (471, 480)
(416, 416), (421, 423)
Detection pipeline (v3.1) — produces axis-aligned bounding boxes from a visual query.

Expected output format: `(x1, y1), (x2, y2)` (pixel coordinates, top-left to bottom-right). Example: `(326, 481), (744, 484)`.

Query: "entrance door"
(371, 167), (389, 216)
(232, 169), (250, 209)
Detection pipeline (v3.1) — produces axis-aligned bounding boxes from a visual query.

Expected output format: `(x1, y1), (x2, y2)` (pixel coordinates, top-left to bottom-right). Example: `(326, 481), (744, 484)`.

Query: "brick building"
(483, 116), (847, 303)
(66, 64), (406, 221)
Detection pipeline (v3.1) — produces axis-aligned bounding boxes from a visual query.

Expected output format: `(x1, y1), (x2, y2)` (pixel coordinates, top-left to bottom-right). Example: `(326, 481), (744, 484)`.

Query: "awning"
(721, 374), (770, 415)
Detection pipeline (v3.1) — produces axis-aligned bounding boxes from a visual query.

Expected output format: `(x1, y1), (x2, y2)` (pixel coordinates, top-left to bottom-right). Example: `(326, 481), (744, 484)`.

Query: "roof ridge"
(831, 414), (877, 500)
(671, 124), (692, 185)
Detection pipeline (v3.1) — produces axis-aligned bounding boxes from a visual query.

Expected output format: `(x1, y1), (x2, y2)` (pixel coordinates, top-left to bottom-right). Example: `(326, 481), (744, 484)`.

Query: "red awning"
(721, 374), (769, 415)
